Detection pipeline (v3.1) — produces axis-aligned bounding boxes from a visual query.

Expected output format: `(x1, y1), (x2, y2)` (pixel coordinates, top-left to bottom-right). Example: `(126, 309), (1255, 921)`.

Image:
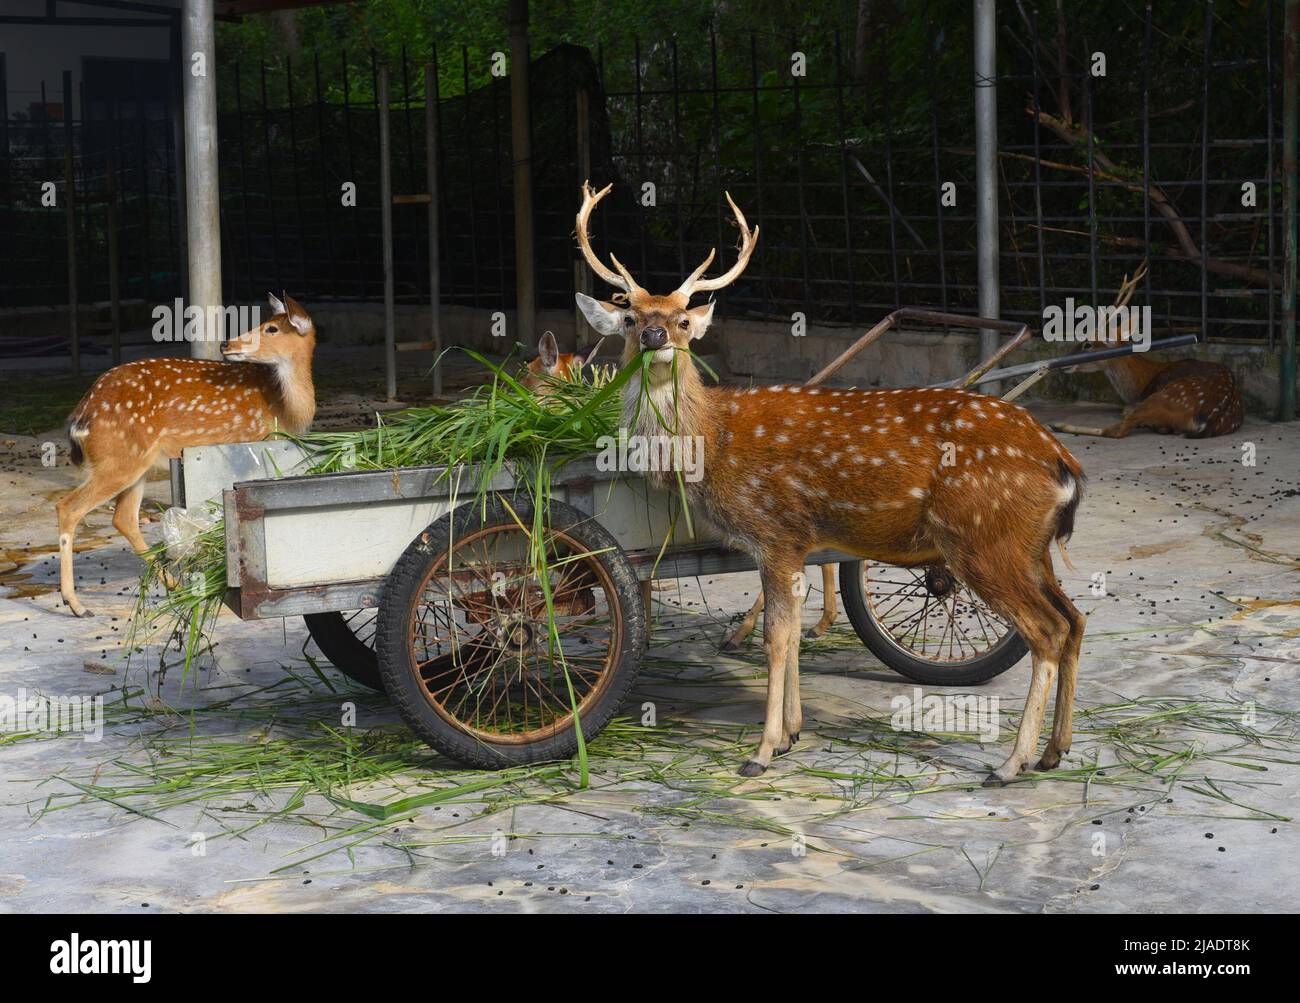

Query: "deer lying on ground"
(57, 294), (318, 617)
(521, 331), (604, 394)
(573, 182), (1086, 785)
(1050, 265), (1243, 440)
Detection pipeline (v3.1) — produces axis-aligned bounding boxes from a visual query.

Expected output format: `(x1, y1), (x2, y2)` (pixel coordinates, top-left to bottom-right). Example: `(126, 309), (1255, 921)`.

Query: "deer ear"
(538, 330), (559, 369)
(687, 301), (715, 340)
(267, 292), (287, 317)
(575, 293), (625, 337)
(284, 296), (313, 335)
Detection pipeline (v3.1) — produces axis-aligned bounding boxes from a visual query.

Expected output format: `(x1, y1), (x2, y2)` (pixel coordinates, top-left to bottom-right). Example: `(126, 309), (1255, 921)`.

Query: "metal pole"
(107, 105), (122, 366)
(508, 0), (536, 348)
(182, 0), (222, 358)
(973, 0), (1000, 391)
(63, 70), (79, 376)
(1282, 0), (1298, 420)
(425, 60), (442, 397)
(379, 64), (397, 401)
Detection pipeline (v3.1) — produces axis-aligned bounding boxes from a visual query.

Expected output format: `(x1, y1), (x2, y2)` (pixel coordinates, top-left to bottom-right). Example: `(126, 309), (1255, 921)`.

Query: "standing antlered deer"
(57, 294), (317, 617)
(573, 182), (1086, 784)
(1051, 264), (1243, 440)
(521, 330), (604, 394)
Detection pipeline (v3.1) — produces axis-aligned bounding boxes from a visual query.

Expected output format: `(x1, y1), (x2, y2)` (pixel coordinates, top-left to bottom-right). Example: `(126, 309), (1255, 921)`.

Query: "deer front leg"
(806, 564), (837, 638)
(721, 591), (764, 652)
(738, 567), (799, 777)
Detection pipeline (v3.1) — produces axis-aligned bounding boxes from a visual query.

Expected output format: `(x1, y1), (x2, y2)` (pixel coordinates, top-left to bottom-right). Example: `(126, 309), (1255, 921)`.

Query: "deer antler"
(675, 192), (760, 299)
(1112, 260), (1148, 311)
(575, 181), (645, 298)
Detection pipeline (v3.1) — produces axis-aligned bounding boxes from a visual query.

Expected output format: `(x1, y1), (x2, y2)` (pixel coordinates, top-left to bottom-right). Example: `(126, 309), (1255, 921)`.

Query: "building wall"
(0, 2), (172, 119)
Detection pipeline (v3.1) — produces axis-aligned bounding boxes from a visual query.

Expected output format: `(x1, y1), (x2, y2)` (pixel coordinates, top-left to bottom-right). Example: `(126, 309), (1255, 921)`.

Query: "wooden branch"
(1026, 106), (1280, 287)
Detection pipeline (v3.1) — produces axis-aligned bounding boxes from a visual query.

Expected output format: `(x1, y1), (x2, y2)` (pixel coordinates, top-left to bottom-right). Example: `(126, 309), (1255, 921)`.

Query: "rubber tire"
(376, 494), (644, 770)
(839, 560), (1028, 686)
(303, 611), (385, 692)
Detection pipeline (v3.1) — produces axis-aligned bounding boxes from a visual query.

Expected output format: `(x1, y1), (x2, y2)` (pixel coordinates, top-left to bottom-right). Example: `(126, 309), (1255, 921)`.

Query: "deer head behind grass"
(573, 181), (1087, 785)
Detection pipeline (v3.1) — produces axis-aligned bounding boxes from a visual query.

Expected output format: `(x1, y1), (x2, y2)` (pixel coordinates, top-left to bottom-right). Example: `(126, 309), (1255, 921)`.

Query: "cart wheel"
(302, 610), (384, 692)
(376, 494), (644, 769)
(839, 560), (1027, 686)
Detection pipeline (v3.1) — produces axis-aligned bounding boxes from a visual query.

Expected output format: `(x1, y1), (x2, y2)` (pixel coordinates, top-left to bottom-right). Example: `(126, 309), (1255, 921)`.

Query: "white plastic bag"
(161, 505), (220, 564)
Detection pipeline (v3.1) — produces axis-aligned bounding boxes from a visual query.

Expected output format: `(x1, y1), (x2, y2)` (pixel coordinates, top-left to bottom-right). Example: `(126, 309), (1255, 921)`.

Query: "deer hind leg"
(112, 477), (150, 556)
(738, 558), (800, 777)
(57, 473), (125, 618)
(1053, 387), (1209, 440)
(1036, 552), (1085, 771)
(721, 590), (764, 652)
(942, 548), (1071, 786)
(806, 564), (837, 638)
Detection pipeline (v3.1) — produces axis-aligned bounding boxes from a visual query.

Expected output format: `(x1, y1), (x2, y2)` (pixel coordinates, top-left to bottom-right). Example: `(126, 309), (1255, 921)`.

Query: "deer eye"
(678, 318), (690, 330)
(265, 325), (278, 334)
(622, 314), (635, 327)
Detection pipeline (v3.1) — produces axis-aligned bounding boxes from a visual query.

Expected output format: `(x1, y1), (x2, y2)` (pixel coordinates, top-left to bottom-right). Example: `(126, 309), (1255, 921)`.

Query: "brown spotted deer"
(57, 294), (317, 617)
(574, 182), (1087, 784)
(1051, 265), (1243, 440)
(521, 331), (604, 394)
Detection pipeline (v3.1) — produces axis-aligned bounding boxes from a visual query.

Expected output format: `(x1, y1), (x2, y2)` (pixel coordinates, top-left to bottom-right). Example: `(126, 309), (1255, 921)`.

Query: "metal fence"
(1, 0), (1291, 349)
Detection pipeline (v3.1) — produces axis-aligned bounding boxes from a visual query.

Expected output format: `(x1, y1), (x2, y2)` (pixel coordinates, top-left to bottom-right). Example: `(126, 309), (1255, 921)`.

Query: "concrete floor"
(0, 399), (1297, 913)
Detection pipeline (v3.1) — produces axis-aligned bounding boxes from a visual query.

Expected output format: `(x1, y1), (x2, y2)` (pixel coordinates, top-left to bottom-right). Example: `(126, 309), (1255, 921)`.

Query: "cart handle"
(805, 308), (1033, 389)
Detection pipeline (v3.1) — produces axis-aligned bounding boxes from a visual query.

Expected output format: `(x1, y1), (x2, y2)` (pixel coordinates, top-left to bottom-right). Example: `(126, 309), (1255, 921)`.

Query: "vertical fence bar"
(509, 0), (537, 346)
(880, 34), (900, 309)
(342, 51), (364, 298)
(312, 53), (339, 299)
(929, 21), (948, 312)
(492, 57), (507, 307)
(379, 64), (397, 400)
(1085, 65), (1098, 309)
(672, 38), (684, 279)
(574, 84), (591, 344)
(63, 70), (79, 376)
(634, 36), (647, 280)
(1031, 9), (1046, 317)
(234, 63), (254, 301)
(260, 61), (282, 294)
(1143, 5), (1153, 305)
(1201, 2), (1213, 341)
(107, 101), (122, 365)
(711, 30), (726, 300)
(792, 34), (811, 314)
(973, 0), (1000, 384)
(1266, 0), (1277, 350)
(426, 57), (442, 396)
(750, 33), (768, 308)
(462, 46), (480, 307)
(1281, 0), (1297, 419)
(135, 71), (152, 302)
(286, 56), (307, 291)
(834, 30), (857, 324)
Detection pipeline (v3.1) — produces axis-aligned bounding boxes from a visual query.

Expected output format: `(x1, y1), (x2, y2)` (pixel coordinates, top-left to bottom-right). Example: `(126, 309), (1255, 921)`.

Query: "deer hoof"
(718, 637), (743, 654)
(1035, 747), (1066, 771)
(982, 772), (1010, 788)
(737, 760), (767, 778)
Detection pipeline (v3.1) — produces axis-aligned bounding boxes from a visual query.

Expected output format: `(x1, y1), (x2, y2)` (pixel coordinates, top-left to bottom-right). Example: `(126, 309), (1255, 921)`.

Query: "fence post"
(379, 64), (397, 401)
(1282, 0), (1297, 420)
(509, 0), (537, 349)
(973, 0), (1000, 391)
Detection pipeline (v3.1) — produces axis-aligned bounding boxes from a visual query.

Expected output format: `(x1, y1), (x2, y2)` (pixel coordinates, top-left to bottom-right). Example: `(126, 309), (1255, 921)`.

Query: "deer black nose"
(641, 326), (667, 350)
